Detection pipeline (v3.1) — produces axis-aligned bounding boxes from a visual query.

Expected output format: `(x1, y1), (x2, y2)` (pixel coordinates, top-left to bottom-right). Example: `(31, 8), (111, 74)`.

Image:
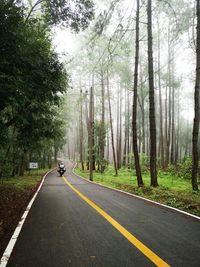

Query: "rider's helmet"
(59, 161), (65, 168)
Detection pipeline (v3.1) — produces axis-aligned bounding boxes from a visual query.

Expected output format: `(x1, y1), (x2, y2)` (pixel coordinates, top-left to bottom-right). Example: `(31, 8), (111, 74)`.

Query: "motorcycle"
(57, 166), (66, 177)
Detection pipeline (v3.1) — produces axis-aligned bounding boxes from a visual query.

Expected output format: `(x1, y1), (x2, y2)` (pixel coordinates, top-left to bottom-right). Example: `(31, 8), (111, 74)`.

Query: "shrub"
(140, 153), (149, 173)
(168, 157), (193, 180)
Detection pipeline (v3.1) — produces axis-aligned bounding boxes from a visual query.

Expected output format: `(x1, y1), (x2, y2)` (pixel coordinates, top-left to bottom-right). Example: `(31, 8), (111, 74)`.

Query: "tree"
(132, 0), (143, 187)
(0, 1), (67, 176)
(80, 90), (84, 170)
(191, 0), (200, 191)
(25, 0), (94, 32)
(147, 0), (158, 187)
(157, 15), (164, 169)
(99, 67), (106, 173)
(107, 71), (118, 176)
(64, 0), (197, 189)
(0, 1), (23, 112)
(89, 85), (94, 181)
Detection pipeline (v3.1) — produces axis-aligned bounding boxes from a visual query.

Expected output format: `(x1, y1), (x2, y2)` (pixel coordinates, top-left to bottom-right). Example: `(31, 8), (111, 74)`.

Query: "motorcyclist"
(57, 161), (66, 176)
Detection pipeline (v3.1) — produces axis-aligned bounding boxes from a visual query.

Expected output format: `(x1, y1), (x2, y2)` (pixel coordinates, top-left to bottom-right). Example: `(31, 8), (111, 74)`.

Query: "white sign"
(29, 162), (38, 169)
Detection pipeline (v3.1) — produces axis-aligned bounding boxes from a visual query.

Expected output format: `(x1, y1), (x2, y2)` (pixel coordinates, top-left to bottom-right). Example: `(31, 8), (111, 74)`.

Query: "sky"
(53, 28), (77, 56)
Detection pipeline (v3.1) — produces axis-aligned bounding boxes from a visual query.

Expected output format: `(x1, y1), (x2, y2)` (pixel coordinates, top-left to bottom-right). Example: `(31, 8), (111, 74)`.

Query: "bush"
(168, 157), (193, 180)
(140, 153), (149, 173)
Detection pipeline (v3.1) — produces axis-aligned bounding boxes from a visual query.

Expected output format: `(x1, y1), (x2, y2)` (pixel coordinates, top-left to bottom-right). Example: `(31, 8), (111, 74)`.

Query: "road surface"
(4, 161), (200, 266)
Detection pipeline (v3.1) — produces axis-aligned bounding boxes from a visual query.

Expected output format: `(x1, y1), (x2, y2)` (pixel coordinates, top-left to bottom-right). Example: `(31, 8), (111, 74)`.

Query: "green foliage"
(168, 157), (193, 180)
(93, 120), (107, 172)
(0, 1), (23, 112)
(43, 0), (94, 32)
(0, 166), (50, 188)
(0, 1), (68, 177)
(140, 153), (149, 173)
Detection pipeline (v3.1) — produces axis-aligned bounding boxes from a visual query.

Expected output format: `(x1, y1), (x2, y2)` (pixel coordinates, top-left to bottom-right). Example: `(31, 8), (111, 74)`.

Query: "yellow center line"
(62, 176), (170, 267)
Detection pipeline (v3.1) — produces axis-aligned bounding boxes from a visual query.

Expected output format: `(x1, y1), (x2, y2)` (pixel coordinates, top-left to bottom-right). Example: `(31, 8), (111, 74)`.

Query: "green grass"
(0, 168), (50, 241)
(75, 164), (200, 217)
(0, 168), (49, 190)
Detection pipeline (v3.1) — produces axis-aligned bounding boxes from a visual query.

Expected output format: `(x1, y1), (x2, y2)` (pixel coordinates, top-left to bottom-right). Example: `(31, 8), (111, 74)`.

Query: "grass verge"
(0, 168), (48, 257)
(75, 164), (200, 217)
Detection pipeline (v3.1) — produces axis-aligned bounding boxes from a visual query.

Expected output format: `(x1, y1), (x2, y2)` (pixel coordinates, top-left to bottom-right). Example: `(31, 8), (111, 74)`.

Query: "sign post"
(29, 162), (39, 175)
(29, 162), (39, 169)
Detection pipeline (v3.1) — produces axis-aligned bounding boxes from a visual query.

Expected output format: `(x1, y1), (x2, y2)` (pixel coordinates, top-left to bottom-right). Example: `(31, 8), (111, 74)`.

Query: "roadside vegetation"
(0, 1), (67, 178)
(0, 0), (94, 179)
(0, 169), (48, 256)
(75, 162), (200, 217)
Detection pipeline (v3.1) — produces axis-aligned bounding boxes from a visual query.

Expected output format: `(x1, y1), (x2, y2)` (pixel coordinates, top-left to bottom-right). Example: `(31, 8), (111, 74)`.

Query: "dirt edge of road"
(0, 173), (46, 258)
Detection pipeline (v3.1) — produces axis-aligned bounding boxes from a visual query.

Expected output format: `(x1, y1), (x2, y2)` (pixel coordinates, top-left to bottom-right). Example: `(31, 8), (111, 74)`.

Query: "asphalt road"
(5, 161), (200, 267)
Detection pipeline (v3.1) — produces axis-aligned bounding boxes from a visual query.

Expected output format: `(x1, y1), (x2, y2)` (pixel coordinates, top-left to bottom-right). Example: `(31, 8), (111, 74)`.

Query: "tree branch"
(24, 0), (44, 24)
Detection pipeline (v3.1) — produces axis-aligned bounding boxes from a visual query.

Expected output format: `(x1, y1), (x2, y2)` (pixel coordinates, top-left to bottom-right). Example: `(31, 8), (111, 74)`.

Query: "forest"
(0, 0), (200, 208)
(1, 1), (200, 264)
(0, 0), (93, 177)
(62, 0), (200, 196)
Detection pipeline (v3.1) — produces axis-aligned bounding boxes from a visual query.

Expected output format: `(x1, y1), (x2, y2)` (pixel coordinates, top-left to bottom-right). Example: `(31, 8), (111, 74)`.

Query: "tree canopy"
(0, 0), (94, 176)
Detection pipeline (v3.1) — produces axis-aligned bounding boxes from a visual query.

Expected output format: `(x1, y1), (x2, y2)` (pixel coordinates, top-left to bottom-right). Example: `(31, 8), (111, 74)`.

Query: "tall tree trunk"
(116, 85), (120, 169)
(146, 122), (149, 157)
(141, 102), (145, 154)
(127, 90), (130, 167)
(167, 84), (171, 164)
(107, 71), (118, 176)
(166, 25), (171, 166)
(132, 0), (143, 187)
(72, 126), (76, 161)
(118, 83), (122, 168)
(123, 88), (127, 166)
(175, 88), (180, 164)
(92, 79), (96, 171)
(116, 83), (122, 169)
(80, 89), (84, 170)
(170, 85), (175, 164)
(170, 45), (175, 165)
(138, 86), (146, 154)
(89, 85), (94, 181)
(147, 0), (158, 187)
(138, 109), (142, 153)
(192, 0), (200, 191)
(139, 47), (146, 154)
(164, 82), (168, 168)
(157, 17), (164, 169)
(100, 68), (105, 173)
(85, 90), (90, 170)
(106, 108), (110, 164)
